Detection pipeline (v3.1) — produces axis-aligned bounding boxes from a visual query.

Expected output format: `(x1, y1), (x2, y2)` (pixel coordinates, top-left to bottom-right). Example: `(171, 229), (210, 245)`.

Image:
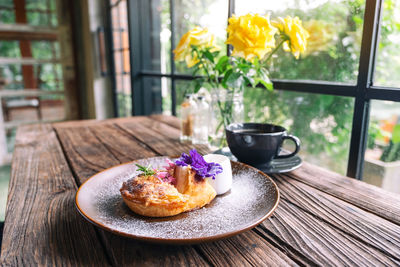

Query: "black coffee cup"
(225, 123), (300, 168)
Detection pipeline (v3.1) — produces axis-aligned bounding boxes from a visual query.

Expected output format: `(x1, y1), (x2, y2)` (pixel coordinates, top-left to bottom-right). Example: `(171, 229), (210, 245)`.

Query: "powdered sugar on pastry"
(120, 150), (221, 217)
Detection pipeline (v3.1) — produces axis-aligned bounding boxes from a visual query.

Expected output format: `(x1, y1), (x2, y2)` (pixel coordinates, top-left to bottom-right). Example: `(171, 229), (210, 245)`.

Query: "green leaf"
(253, 57), (259, 67)
(392, 124), (400, 143)
(226, 72), (244, 89)
(221, 68), (233, 87)
(238, 64), (251, 73)
(215, 56), (229, 72)
(259, 68), (269, 79)
(191, 45), (198, 52)
(257, 79), (274, 91)
(203, 50), (214, 63)
(192, 78), (205, 93)
(135, 164), (156, 176)
(244, 76), (255, 88)
(255, 68), (273, 90)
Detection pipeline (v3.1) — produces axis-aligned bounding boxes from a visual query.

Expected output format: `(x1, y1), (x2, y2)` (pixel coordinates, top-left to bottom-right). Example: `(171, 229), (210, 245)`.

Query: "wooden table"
(1, 115), (400, 266)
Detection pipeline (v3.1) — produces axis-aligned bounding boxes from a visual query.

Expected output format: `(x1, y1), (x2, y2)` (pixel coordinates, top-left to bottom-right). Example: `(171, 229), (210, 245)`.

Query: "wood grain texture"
(260, 199), (400, 266)
(289, 162), (400, 225)
(54, 126), (121, 180)
(98, 233), (210, 267)
(53, 115), (149, 129)
(116, 117), (210, 156)
(0, 124), (110, 266)
(196, 229), (299, 266)
(150, 114), (181, 129)
(272, 173), (400, 260)
(88, 123), (157, 164)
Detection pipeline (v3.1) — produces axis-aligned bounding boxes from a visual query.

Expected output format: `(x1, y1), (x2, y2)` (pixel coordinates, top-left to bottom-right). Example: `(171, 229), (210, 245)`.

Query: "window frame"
(125, 0), (400, 179)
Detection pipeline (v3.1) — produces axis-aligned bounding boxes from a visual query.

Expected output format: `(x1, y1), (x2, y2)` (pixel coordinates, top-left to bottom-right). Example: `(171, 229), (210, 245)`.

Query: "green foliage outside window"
(169, 0), (400, 174)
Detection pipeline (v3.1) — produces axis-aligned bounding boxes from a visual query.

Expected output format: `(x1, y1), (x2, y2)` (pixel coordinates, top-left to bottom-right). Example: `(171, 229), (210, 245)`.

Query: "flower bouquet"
(174, 13), (309, 147)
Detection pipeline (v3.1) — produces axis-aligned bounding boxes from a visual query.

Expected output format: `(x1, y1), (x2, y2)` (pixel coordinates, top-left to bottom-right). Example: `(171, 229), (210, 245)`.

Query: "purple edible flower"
(175, 152), (192, 167)
(175, 149), (223, 180)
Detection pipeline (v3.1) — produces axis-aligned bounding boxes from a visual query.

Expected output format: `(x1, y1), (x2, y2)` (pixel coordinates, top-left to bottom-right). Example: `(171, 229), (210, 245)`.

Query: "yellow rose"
(273, 16), (309, 59)
(173, 26), (217, 68)
(226, 14), (278, 62)
(303, 20), (334, 55)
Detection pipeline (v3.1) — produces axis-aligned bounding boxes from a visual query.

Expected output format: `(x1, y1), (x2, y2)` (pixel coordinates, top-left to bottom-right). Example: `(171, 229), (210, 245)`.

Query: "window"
(0, 0), (72, 165)
(235, 0), (365, 84)
(373, 0), (400, 87)
(110, 0), (400, 182)
(364, 0), (400, 193)
(365, 100), (400, 193)
(0, 1), (64, 100)
(109, 0), (132, 117)
(0, 3), (66, 102)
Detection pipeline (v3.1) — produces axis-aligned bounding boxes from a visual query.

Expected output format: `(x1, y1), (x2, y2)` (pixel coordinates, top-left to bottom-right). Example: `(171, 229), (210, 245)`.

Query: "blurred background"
(1, 0), (400, 221)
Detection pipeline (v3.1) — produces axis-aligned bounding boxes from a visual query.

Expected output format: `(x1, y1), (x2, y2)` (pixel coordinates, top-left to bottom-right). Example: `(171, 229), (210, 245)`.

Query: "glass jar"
(180, 94), (197, 142)
(193, 96), (210, 145)
(210, 89), (244, 148)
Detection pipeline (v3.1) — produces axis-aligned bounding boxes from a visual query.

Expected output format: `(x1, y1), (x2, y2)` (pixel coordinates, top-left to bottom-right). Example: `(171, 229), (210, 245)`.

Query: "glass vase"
(209, 89), (244, 148)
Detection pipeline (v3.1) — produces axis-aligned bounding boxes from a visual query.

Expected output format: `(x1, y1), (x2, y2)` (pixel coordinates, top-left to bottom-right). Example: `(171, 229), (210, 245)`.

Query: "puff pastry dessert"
(120, 150), (222, 217)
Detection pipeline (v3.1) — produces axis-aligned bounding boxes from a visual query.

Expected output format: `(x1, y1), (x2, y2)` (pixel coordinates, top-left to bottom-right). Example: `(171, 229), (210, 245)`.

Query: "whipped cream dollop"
(203, 154), (232, 195)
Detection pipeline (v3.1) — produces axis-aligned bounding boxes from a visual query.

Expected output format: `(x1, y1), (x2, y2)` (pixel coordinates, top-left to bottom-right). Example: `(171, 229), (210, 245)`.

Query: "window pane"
(161, 78), (172, 115)
(141, 0), (171, 74)
(0, 40), (21, 58)
(0, 64), (23, 89)
(26, 0), (58, 27)
(374, 0), (400, 87)
(116, 90), (132, 117)
(31, 41), (59, 60)
(143, 77), (163, 114)
(244, 88), (354, 175)
(365, 100), (400, 194)
(161, 0), (171, 74)
(173, 0), (229, 74)
(0, 0), (15, 24)
(39, 63), (62, 91)
(26, 0), (49, 9)
(110, 0), (132, 117)
(235, 0), (365, 84)
(0, 0), (14, 6)
(26, 11), (48, 26)
(0, 41), (22, 89)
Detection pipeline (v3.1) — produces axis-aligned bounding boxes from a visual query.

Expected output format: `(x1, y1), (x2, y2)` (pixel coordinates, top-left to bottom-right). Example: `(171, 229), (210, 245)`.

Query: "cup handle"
(275, 135), (301, 159)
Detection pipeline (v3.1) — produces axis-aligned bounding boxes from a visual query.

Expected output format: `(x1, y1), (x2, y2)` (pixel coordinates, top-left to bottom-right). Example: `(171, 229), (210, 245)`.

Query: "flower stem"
(265, 39), (286, 63)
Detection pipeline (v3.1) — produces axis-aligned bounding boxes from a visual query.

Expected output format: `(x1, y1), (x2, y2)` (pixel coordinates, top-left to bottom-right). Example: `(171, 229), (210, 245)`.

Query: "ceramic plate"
(75, 156), (280, 244)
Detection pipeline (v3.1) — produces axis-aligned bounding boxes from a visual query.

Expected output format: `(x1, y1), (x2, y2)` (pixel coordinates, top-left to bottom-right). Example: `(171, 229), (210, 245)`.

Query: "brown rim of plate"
(75, 157), (280, 245)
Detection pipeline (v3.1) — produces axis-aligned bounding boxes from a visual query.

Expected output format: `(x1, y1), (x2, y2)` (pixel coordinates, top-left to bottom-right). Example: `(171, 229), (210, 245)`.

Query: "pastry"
(120, 150), (223, 217)
(120, 173), (189, 217)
